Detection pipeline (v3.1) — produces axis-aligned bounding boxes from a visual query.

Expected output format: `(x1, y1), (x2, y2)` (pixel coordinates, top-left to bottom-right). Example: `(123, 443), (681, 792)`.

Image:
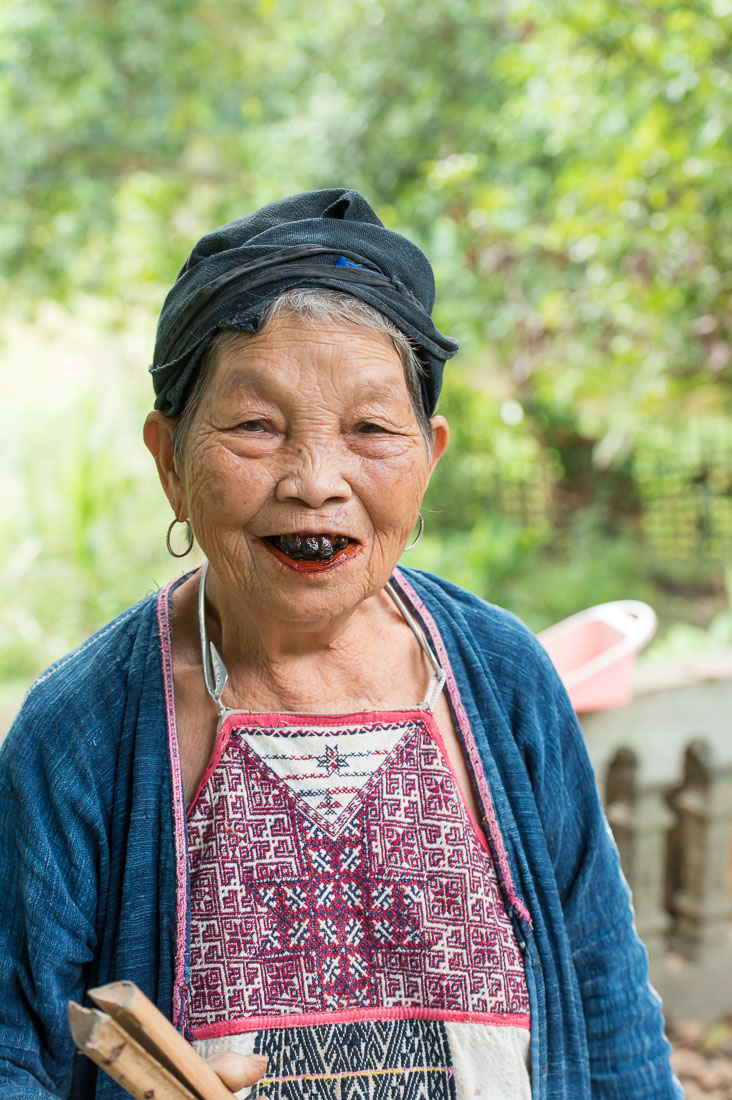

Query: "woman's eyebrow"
(218, 368), (273, 397)
(346, 379), (406, 402)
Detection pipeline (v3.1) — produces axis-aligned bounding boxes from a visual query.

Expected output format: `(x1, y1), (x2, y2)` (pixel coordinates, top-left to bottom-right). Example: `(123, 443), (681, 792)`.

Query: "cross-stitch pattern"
(186, 712), (530, 1034)
(240, 720), (415, 830)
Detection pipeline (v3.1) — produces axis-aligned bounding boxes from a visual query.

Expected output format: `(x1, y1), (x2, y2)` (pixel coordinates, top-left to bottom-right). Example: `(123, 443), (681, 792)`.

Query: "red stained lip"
(257, 536), (361, 574)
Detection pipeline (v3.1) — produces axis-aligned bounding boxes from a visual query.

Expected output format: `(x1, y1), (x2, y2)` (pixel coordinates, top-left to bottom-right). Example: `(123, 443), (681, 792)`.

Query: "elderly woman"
(0, 189), (679, 1100)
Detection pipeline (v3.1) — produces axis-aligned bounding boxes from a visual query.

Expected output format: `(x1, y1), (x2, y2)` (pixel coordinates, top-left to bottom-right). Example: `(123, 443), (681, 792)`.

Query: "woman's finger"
(205, 1050), (268, 1090)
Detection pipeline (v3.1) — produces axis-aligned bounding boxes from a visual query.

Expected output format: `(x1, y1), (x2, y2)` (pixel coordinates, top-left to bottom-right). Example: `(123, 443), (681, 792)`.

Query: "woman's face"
(146, 314), (448, 628)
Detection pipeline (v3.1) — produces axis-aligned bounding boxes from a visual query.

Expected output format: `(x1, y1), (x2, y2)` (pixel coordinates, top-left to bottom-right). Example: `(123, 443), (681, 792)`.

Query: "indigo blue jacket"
(0, 567), (681, 1099)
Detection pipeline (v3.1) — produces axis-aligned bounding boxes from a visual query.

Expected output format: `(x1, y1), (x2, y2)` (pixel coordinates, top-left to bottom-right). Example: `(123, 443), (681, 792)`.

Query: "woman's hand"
(205, 1050), (268, 1092)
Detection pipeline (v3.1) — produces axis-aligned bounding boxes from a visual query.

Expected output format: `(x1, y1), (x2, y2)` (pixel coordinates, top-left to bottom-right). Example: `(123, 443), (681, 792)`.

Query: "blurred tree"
(2, 0), (731, 421)
(2, 0), (731, 668)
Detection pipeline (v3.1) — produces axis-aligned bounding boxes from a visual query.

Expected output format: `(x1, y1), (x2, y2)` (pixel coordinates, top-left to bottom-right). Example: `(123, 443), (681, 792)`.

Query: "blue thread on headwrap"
(336, 255), (368, 270)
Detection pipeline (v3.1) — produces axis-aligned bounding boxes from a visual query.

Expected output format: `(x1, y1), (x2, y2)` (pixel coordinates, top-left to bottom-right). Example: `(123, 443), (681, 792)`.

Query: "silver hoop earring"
(166, 518), (194, 558)
(404, 513), (424, 552)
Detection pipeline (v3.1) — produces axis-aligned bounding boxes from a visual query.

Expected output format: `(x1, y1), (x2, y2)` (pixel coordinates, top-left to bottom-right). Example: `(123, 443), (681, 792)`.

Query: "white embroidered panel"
(238, 719), (414, 829)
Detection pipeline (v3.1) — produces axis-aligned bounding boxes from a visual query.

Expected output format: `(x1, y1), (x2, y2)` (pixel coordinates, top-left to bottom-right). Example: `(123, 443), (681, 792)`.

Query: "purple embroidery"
(186, 712), (530, 1035)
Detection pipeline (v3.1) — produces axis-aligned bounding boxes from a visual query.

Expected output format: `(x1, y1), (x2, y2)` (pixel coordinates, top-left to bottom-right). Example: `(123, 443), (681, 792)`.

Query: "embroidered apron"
(186, 567), (531, 1100)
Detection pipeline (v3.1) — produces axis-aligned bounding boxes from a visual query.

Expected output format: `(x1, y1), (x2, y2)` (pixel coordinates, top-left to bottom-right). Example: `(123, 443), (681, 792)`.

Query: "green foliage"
(4, 0), (732, 433)
(0, 307), (188, 685)
(1, 0), (731, 703)
(407, 510), (662, 633)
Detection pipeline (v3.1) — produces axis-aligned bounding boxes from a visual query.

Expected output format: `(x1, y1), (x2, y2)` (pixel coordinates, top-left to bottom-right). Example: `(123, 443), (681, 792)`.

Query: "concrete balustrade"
(580, 649), (732, 1022)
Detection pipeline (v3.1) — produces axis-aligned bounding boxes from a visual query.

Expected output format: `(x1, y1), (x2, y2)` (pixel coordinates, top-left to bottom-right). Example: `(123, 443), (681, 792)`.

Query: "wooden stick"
(67, 1002), (199, 1100)
(87, 982), (237, 1100)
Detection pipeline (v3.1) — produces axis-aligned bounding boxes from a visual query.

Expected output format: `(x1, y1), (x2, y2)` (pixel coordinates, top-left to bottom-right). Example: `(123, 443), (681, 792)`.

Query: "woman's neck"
(172, 568), (424, 714)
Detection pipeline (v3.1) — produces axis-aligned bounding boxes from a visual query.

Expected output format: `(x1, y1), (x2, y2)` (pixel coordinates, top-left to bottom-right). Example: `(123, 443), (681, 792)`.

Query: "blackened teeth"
(269, 533), (350, 561)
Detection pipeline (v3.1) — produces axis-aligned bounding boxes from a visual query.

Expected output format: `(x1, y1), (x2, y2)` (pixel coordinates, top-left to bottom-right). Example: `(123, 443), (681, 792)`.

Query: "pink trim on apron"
(157, 579), (191, 1029)
(184, 707), (530, 1036)
(392, 569), (532, 925)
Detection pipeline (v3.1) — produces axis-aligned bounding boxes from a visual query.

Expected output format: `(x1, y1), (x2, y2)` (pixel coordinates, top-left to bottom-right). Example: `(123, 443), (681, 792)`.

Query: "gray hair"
(172, 287), (432, 470)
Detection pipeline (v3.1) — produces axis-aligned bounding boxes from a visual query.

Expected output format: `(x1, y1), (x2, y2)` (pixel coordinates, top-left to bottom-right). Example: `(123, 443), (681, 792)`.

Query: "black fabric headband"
(150, 188), (459, 416)
(157, 245), (415, 366)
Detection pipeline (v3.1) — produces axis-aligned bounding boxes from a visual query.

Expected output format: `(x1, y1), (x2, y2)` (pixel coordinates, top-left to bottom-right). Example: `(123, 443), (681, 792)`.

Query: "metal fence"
(467, 435), (732, 561)
(636, 447), (732, 561)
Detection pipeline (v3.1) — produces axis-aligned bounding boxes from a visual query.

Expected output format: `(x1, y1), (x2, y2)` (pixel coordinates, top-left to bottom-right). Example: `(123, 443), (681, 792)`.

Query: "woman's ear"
(143, 412), (187, 518)
(427, 415), (450, 479)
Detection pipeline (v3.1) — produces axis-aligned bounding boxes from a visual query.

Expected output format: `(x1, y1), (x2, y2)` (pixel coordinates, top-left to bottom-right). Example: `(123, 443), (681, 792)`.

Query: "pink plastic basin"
(537, 601), (658, 713)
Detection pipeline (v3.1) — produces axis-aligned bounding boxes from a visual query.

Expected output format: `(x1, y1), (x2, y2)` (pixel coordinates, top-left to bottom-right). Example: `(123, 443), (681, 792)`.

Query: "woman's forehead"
(210, 319), (410, 401)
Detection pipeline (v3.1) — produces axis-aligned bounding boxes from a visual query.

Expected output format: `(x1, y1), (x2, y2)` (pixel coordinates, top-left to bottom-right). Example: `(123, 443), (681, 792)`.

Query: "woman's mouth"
(261, 533), (359, 572)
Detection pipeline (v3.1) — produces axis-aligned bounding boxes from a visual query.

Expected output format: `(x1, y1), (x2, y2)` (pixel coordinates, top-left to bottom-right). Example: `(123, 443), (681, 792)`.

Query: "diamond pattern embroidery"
(186, 715), (530, 1030)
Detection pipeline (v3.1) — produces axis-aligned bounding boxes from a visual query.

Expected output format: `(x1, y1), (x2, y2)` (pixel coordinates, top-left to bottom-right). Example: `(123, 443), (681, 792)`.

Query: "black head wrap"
(150, 188), (459, 417)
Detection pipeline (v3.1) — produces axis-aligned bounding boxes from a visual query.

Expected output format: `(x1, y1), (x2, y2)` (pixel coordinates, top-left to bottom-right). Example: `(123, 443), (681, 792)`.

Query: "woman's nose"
(274, 445), (352, 508)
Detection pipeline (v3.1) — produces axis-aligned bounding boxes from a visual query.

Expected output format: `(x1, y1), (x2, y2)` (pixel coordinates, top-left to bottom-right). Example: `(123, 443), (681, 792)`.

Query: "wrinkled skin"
(145, 315), (449, 656)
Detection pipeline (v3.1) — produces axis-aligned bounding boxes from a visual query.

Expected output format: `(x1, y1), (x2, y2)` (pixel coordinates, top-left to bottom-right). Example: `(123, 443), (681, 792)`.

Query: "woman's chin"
(238, 541), (391, 627)
(201, 537), (397, 630)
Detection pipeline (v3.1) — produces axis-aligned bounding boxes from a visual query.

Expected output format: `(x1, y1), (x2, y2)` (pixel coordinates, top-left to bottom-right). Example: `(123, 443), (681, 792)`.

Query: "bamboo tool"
(67, 1002), (199, 1100)
(68, 981), (238, 1100)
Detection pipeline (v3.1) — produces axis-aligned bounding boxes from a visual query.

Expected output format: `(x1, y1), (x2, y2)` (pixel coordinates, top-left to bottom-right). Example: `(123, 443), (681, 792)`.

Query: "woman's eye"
(356, 422), (386, 434)
(237, 419), (267, 432)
